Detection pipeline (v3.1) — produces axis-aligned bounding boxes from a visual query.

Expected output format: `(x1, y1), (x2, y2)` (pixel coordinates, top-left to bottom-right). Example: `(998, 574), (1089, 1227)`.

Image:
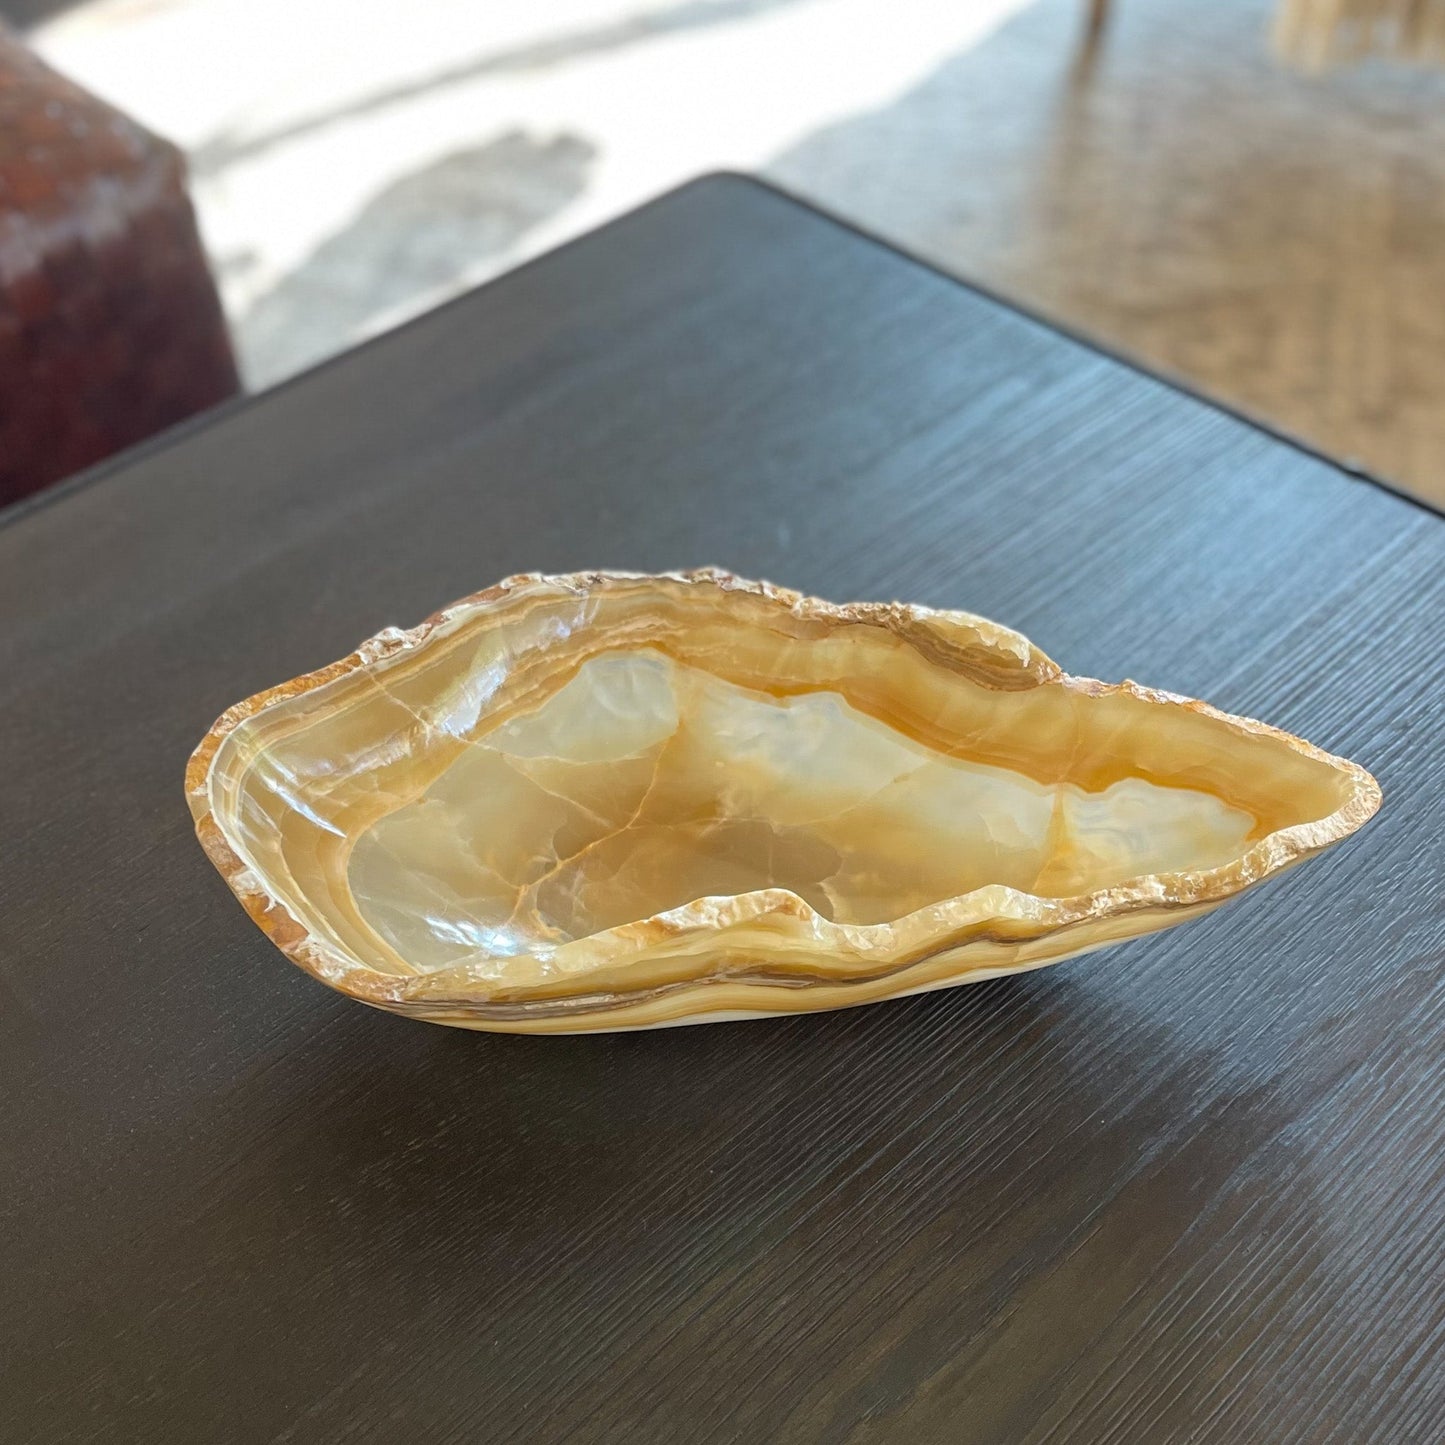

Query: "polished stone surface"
(350, 649), (1256, 963)
(188, 572), (1378, 1032)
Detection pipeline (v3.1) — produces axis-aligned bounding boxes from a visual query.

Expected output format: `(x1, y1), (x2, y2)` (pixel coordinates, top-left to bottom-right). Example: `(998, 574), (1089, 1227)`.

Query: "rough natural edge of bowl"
(185, 569), (1382, 1027)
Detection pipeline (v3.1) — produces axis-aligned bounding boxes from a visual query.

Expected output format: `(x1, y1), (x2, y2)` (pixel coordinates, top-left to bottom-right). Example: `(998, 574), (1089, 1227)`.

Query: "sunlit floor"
(33, 0), (1445, 507)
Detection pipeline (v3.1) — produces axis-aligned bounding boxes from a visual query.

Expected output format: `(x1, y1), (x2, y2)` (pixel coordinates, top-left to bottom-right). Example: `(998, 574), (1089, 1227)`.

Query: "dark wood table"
(4, 176), (1443, 1445)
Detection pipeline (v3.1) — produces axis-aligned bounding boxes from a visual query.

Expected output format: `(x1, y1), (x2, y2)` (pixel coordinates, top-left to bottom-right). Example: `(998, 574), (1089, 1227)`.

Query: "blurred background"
(5, 0), (1445, 506)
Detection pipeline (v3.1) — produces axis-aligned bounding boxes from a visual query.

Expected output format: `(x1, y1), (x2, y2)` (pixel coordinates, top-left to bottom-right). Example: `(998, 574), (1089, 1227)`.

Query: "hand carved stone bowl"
(186, 570), (1380, 1032)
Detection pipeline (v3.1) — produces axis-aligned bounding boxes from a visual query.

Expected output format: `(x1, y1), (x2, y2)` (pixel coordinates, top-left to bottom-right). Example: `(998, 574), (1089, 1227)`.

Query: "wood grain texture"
(1, 175), (1442, 1444)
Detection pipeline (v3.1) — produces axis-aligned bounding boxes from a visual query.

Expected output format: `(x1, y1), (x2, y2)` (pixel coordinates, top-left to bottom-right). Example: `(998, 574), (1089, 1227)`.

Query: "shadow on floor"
(191, 0), (817, 177)
(237, 129), (595, 385)
(1, 0), (83, 29)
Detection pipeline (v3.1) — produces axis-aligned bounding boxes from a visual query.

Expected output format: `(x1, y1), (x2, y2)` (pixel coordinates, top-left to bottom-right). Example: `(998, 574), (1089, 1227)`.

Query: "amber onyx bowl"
(186, 570), (1379, 1033)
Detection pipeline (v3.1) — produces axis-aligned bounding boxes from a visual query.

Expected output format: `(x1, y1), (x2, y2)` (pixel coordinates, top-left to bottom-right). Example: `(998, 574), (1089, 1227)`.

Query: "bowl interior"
(204, 580), (1357, 982)
(348, 648), (1266, 970)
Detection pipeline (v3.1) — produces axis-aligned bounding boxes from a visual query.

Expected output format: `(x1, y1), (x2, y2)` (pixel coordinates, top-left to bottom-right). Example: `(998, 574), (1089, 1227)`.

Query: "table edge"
(3, 171), (1439, 536)
(755, 172), (1442, 525)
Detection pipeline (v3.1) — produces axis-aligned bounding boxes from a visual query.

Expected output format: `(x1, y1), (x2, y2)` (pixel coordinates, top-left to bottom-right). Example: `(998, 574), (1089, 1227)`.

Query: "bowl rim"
(185, 569), (1383, 1018)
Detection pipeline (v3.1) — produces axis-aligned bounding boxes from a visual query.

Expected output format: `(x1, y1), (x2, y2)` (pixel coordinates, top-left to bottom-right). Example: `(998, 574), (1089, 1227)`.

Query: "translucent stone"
(187, 570), (1380, 1032)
